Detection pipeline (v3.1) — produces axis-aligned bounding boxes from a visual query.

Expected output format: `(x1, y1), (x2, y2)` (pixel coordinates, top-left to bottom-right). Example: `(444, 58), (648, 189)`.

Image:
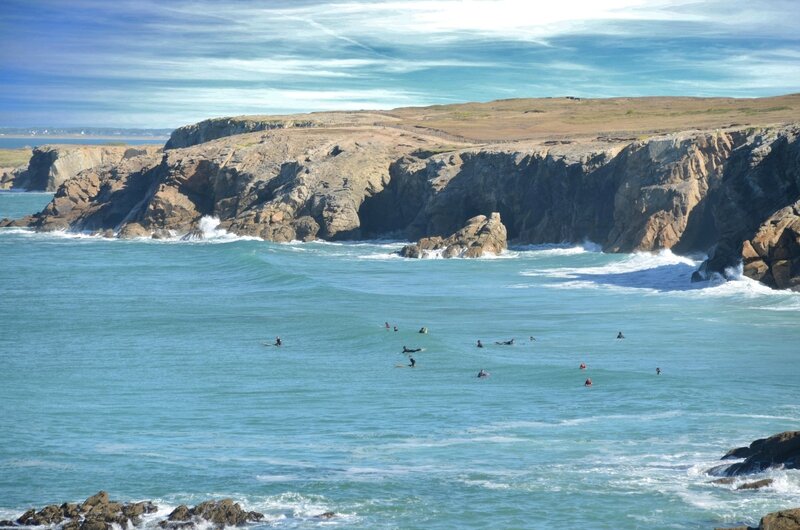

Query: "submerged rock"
(400, 212), (507, 258)
(160, 499), (263, 529)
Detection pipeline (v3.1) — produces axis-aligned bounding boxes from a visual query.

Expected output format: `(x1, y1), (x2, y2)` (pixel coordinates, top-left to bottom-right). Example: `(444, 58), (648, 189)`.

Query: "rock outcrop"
(159, 499), (263, 529)
(712, 431), (800, 476)
(716, 508), (800, 530)
(399, 212), (507, 258)
(1, 145), (161, 191)
(0, 491), (157, 530)
(4, 109), (800, 290)
(0, 492), (262, 530)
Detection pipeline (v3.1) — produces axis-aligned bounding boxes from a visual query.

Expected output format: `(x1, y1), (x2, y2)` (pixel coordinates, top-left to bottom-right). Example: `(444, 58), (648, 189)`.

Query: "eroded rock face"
(2, 145), (161, 191)
(6, 119), (800, 291)
(740, 201), (800, 290)
(713, 431), (800, 476)
(399, 212), (507, 258)
(165, 117), (315, 149)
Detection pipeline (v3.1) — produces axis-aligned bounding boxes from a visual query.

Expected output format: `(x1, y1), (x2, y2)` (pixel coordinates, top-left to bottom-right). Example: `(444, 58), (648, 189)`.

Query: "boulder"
(758, 508), (800, 530)
(714, 431), (800, 476)
(736, 478), (774, 490)
(400, 212), (507, 258)
(160, 500), (263, 529)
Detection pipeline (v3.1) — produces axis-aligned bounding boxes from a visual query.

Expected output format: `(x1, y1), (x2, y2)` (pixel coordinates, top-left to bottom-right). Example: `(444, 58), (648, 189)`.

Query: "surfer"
(616, 332), (625, 339)
(477, 339), (484, 348)
(418, 327), (428, 334)
(409, 357), (416, 368)
(656, 367), (661, 375)
(402, 346), (421, 353)
(477, 369), (489, 378)
(385, 322), (390, 329)
(495, 338), (515, 345)
(584, 378), (592, 386)
(274, 336), (282, 347)
(529, 336), (536, 341)
(579, 363), (586, 370)
(394, 326), (398, 332)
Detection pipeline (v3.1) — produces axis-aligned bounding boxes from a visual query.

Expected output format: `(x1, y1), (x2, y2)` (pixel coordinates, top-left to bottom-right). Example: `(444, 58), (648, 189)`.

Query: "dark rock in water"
(711, 477), (737, 485)
(315, 512), (336, 519)
(160, 499), (263, 529)
(15, 509), (35, 525)
(736, 478), (774, 490)
(61, 503), (81, 518)
(81, 491), (109, 511)
(723, 443), (762, 460)
(180, 228), (205, 241)
(0, 520), (16, 527)
(167, 505), (192, 521)
(714, 431), (800, 476)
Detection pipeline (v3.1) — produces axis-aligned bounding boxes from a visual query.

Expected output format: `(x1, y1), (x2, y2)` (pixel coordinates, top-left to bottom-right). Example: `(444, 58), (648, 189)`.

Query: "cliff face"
(5, 120), (800, 290)
(165, 117), (316, 150)
(1, 145), (161, 191)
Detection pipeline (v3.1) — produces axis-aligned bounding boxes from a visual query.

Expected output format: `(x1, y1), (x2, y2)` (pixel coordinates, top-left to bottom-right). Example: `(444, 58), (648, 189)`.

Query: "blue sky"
(1, 0), (799, 128)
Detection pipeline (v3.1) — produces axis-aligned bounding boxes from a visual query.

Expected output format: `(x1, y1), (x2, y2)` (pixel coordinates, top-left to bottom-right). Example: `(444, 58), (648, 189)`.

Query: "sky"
(1, 0), (799, 128)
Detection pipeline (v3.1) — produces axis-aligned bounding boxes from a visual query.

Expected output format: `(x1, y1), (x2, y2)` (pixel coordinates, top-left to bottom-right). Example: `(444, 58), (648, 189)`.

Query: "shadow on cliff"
(566, 262), (704, 292)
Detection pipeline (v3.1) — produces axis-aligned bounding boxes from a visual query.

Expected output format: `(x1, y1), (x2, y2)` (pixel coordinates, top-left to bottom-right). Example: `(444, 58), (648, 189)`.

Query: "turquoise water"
(1, 193), (799, 529)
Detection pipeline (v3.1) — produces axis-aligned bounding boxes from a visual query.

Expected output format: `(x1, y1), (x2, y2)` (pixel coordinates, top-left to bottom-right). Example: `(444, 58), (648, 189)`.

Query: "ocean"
(0, 138), (166, 149)
(1, 192), (799, 529)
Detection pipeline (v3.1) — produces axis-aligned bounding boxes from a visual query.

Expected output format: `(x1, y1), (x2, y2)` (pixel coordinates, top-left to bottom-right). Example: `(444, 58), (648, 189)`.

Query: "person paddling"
(495, 338), (515, 345)
(403, 346), (421, 353)
(584, 378), (592, 386)
(580, 363), (586, 370)
(477, 369), (489, 378)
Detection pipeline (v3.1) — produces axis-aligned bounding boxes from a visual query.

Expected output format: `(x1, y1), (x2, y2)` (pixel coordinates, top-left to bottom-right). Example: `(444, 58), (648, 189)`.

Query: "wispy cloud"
(1, 0), (798, 127)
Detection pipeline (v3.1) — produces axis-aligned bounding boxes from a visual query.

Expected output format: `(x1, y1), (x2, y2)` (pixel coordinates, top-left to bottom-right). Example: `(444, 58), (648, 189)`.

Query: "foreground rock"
(399, 212), (507, 258)
(160, 499), (263, 529)
(0, 491), (157, 530)
(0, 492), (263, 530)
(712, 431), (800, 476)
(716, 508), (800, 530)
(740, 202), (800, 290)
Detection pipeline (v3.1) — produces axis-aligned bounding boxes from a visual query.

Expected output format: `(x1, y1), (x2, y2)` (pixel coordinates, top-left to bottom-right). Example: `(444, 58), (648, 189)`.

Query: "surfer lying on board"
(495, 338), (515, 345)
(403, 346), (421, 353)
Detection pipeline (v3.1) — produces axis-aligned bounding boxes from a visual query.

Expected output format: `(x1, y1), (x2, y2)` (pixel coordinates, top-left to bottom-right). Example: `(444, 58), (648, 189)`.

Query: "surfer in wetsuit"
(419, 327), (428, 334)
(394, 326), (398, 332)
(580, 363), (586, 370)
(409, 357), (416, 368)
(403, 346), (421, 353)
(529, 336), (536, 342)
(274, 337), (282, 346)
(584, 378), (592, 386)
(495, 338), (515, 345)
(656, 367), (661, 375)
(477, 369), (489, 378)
(477, 340), (484, 348)
(385, 322), (390, 329)
(616, 332), (625, 339)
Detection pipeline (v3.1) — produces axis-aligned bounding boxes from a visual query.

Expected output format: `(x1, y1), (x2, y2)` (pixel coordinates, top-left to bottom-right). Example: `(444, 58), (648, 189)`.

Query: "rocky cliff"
(0, 145), (161, 191)
(4, 111), (800, 290)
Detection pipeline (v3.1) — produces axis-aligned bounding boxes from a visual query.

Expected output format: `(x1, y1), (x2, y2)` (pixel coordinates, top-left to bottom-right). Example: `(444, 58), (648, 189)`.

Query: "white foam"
(513, 240), (602, 256)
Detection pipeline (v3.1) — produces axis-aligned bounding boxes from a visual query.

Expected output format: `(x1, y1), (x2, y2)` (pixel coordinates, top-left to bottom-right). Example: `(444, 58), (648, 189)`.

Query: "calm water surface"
(1, 193), (798, 529)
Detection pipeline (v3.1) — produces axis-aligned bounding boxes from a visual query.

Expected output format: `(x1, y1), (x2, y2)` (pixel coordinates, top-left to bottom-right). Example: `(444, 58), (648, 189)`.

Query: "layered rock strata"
(4, 120), (800, 290)
(0, 145), (161, 191)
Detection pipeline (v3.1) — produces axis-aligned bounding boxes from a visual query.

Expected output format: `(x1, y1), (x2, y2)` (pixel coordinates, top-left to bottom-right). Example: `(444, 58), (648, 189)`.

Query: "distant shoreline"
(0, 135), (168, 141)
